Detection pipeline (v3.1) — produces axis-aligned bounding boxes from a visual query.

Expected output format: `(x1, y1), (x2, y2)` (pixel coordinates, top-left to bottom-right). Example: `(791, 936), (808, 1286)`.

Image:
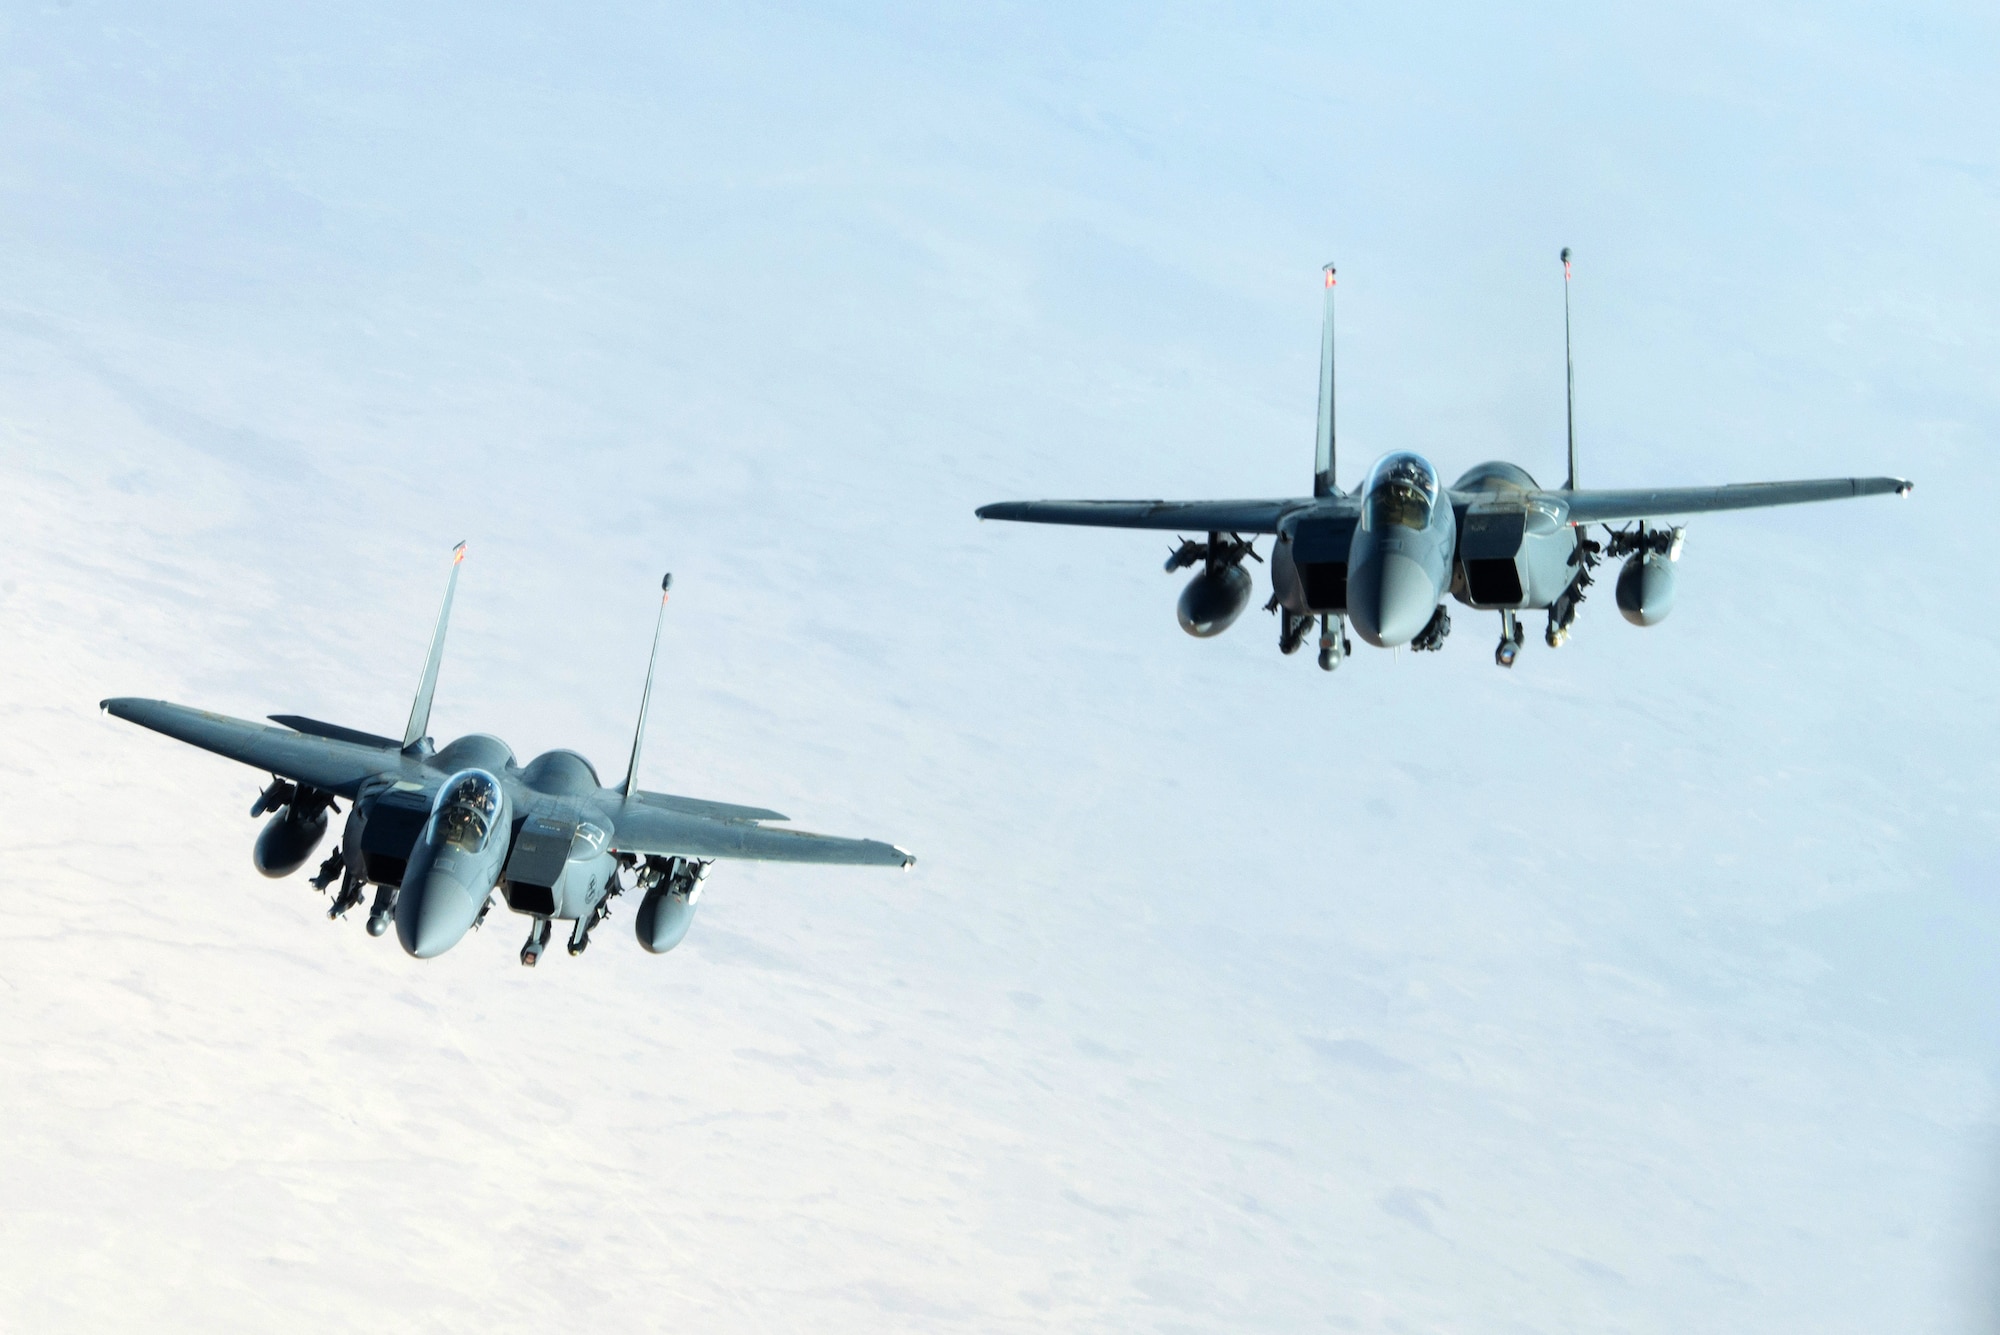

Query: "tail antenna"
(401, 541), (467, 753)
(619, 573), (672, 798)
(1562, 247), (1578, 491)
(1313, 263), (1339, 498)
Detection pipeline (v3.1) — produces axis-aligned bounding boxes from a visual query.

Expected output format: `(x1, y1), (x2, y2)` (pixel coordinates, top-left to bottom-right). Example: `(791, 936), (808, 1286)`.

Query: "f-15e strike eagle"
(979, 251), (1912, 670)
(102, 548), (912, 966)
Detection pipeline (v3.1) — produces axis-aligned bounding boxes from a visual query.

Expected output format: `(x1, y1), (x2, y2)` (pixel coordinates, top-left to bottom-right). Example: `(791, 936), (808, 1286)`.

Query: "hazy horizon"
(2, 3), (1995, 1330)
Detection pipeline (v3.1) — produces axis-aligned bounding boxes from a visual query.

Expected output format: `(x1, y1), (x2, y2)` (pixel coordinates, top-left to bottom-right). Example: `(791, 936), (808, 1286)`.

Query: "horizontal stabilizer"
(269, 715), (401, 751)
(976, 498), (1302, 533)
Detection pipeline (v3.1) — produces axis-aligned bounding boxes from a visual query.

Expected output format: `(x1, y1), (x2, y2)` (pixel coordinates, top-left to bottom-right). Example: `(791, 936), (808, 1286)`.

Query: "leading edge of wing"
(606, 800), (914, 869)
(975, 498), (1306, 534)
(630, 788), (789, 825)
(1558, 475), (1912, 525)
(102, 697), (408, 797)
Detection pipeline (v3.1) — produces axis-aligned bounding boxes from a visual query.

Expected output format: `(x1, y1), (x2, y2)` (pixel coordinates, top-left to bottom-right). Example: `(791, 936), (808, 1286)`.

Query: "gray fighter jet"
(101, 549), (913, 965)
(979, 252), (1912, 670)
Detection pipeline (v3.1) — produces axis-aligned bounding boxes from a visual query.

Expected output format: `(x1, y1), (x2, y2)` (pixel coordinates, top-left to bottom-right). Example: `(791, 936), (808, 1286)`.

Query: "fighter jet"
(978, 251), (1912, 671)
(101, 548), (913, 965)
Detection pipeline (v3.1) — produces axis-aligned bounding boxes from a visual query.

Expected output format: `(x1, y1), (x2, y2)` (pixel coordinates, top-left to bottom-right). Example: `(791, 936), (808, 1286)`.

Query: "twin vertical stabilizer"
(619, 574), (672, 798)
(1313, 264), (1339, 498)
(1308, 252), (1580, 495)
(1562, 246), (1578, 491)
(394, 548), (672, 788)
(402, 542), (467, 752)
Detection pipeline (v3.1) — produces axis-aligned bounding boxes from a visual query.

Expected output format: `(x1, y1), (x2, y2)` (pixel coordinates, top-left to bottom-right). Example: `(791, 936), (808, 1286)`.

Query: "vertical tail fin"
(1561, 247), (1578, 491)
(1313, 264), (1339, 498)
(401, 541), (466, 752)
(619, 573), (672, 798)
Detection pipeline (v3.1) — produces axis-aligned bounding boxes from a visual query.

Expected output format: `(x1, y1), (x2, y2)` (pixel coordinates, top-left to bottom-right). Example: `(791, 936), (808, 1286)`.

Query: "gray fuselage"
(346, 737), (622, 959)
(1270, 456), (1581, 646)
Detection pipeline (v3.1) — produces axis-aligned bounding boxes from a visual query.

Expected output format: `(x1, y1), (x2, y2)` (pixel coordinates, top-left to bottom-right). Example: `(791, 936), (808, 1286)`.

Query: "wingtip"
(893, 845), (916, 870)
(1896, 479), (1914, 497)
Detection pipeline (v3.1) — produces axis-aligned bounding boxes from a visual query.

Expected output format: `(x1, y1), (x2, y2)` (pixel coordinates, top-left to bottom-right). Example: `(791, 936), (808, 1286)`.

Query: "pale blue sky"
(1, 2), (1995, 1330)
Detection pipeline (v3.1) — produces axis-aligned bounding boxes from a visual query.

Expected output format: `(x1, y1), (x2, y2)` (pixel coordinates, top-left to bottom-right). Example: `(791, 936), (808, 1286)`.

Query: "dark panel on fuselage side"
(1464, 560), (1524, 605)
(505, 815), (575, 890)
(366, 855), (407, 887)
(503, 813), (574, 917)
(1459, 509), (1527, 559)
(1300, 562), (1348, 610)
(1291, 513), (1359, 612)
(359, 791), (430, 885)
(505, 882), (556, 916)
(1292, 514), (1358, 562)
(1456, 509), (1529, 608)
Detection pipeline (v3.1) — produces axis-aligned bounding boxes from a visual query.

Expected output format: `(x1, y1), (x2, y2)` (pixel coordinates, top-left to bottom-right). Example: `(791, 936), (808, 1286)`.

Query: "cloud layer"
(1, 3), (1995, 1330)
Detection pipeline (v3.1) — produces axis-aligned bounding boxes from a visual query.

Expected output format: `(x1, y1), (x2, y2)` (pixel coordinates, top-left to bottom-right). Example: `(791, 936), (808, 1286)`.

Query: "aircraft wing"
(101, 698), (409, 797)
(630, 789), (789, 824)
(975, 498), (1305, 533)
(606, 800), (914, 868)
(1557, 476), (1911, 525)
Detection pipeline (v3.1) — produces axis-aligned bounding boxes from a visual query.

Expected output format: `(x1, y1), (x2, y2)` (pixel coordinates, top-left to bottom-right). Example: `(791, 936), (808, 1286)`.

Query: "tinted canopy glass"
(429, 769), (503, 854)
(1364, 452), (1441, 531)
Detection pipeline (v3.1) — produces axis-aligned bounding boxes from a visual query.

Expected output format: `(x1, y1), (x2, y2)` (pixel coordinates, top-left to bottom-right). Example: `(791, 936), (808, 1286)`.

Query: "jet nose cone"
(1350, 552), (1440, 648)
(395, 870), (481, 959)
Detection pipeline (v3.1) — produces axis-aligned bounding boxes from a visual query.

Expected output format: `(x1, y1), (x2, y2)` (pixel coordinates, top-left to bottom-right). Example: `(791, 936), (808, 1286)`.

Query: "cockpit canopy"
(1362, 452), (1441, 532)
(429, 768), (504, 854)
